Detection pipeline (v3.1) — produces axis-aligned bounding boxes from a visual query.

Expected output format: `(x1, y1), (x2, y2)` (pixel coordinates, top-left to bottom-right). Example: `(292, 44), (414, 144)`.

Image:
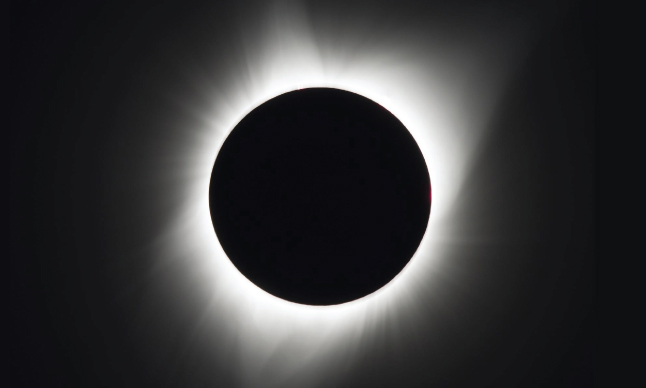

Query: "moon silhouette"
(209, 88), (431, 305)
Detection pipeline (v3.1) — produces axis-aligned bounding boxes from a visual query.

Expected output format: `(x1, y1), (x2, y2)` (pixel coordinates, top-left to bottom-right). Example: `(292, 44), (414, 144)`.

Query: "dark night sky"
(11, 1), (595, 387)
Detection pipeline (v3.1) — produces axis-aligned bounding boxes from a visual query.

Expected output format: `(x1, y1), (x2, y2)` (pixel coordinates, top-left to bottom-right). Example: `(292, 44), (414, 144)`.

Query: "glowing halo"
(143, 1), (539, 386)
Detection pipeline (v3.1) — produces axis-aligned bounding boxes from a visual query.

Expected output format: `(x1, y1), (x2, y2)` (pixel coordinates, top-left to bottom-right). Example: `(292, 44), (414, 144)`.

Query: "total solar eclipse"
(209, 88), (431, 305)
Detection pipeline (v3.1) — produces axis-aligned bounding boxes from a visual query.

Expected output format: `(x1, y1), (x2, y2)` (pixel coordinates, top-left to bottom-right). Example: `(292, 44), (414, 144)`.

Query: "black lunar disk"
(210, 88), (431, 305)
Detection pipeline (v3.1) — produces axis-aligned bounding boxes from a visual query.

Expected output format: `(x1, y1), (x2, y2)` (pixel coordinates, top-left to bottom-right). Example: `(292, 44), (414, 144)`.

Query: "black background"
(11, 0), (595, 386)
